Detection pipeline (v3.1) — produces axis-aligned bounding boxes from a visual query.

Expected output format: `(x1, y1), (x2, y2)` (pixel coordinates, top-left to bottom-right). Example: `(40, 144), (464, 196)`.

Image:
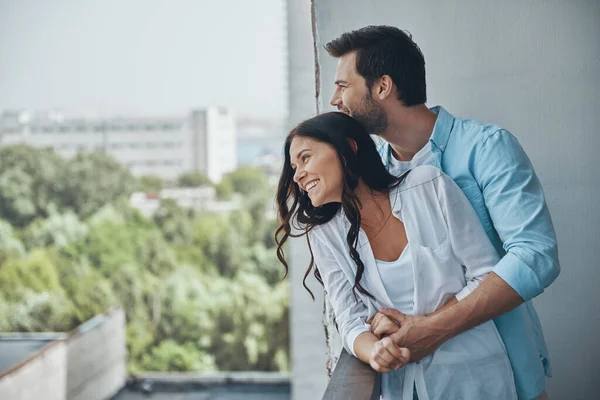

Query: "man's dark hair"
(325, 25), (426, 106)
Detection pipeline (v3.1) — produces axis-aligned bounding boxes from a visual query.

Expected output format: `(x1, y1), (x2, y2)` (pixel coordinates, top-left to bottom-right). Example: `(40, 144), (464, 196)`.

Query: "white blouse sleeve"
(308, 230), (372, 357)
(434, 174), (501, 301)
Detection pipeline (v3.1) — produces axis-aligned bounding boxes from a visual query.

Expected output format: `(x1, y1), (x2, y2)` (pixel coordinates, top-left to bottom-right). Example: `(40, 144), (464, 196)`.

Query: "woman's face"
(289, 136), (344, 207)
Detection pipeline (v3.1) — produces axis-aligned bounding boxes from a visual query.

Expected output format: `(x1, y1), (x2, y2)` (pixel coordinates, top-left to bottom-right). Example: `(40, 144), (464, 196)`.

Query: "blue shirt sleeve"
(474, 129), (560, 301)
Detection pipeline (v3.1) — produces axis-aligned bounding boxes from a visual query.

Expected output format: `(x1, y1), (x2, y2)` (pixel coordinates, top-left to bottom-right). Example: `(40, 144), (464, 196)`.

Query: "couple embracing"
(276, 26), (558, 400)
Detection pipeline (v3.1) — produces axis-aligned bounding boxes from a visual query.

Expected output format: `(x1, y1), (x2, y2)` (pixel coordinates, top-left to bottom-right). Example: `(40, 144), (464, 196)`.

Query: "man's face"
(330, 51), (388, 135)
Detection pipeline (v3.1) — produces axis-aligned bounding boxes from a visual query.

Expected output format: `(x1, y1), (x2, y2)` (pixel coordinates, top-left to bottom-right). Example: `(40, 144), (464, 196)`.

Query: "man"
(326, 25), (559, 400)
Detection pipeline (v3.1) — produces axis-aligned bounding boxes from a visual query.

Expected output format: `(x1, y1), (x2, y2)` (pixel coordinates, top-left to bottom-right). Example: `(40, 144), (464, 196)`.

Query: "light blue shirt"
(378, 106), (560, 400)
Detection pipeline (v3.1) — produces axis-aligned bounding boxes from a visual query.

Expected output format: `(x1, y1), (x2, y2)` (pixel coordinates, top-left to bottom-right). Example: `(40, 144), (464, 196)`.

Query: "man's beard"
(351, 94), (388, 135)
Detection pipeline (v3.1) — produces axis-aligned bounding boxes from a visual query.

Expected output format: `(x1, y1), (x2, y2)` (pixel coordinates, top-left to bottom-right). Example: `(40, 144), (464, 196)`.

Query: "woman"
(276, 112), (517, 399)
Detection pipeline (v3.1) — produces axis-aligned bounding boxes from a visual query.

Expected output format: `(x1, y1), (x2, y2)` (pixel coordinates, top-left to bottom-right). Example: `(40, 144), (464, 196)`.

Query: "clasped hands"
(366, 309), (443, 373)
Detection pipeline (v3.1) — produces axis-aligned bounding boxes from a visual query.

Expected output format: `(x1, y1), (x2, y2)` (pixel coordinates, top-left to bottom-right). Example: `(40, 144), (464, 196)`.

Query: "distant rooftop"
(0, 333), (65, 377)
(113, 373), (290, 400)
(114, 383), (290, 400)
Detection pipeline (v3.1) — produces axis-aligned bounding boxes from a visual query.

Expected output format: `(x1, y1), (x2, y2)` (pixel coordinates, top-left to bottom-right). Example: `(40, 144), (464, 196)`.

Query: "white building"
(0, 107), (237, 183)
(129, 187), (241, 217)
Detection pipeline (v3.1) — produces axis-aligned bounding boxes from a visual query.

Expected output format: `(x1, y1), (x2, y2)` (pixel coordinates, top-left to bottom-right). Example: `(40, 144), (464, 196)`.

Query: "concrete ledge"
(322, 349), (379, 400)
(0, 339), (67, 400)
(128, 371), (291, 386)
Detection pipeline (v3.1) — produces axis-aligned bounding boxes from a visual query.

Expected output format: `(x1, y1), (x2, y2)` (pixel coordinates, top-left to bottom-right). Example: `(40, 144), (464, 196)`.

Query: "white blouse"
(308, 165), (517, 400)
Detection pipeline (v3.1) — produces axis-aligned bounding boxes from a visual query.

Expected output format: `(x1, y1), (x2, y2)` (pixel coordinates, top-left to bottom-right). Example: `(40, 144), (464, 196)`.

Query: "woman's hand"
(369, 312), (401, 339)
(369, 337), (411, 373)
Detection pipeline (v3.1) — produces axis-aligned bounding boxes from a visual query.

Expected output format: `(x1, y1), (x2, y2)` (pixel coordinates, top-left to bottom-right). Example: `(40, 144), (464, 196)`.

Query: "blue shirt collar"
(380, 106), (455, 165)
(428, 106), (455, 152)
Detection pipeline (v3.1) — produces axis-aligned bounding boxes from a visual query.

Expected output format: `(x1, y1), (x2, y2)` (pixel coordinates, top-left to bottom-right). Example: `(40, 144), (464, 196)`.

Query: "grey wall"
(286, 0), (329, 399)
(67, 308), (127, 400)
(311, 1), (600, 399)
(0, 341), (67, 400)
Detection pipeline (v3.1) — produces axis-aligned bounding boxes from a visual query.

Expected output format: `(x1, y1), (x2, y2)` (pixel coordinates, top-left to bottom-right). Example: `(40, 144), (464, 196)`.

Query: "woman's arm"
(308, 230), (372, 357)
(309, 230), (408, 371)
(354, 331), (410, 373)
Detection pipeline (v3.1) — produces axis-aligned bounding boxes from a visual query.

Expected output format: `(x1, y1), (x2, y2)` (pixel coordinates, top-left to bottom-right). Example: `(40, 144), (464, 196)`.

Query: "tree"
(0, 219), (25, 263)
(214, 179), (234, 201)
(60, 152), (136, 219)
(6, 290), (76, 332)
(21, 211), (87, 250)
(0, 145), (65, 227)
(0, 145), (290, 373)
(138, 175), (164, 193)
(153, 199), (194, 246)
(154, 266), (215, 344)
(84, 220), (137, 277)
(176, 171), (211, 187)
(139, 340), (216, 372)
(0, 249), (63, 302)
(221, 166), (269, 196)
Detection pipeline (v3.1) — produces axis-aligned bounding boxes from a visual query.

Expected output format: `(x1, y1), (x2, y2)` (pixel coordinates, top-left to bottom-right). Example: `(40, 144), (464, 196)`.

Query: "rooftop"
(0, 333), (65, 377)
(113, 373), (290, 400)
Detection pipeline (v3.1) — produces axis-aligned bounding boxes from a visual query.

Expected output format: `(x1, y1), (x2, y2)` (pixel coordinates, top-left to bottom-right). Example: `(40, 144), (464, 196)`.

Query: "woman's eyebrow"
(294, 148), (310, 160)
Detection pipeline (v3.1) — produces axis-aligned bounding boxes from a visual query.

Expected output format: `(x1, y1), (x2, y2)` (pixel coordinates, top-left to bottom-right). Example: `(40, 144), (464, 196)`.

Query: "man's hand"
(368, 312), (401, 339)
(369, 336), (411, 373)
(378, 308), (449, 362)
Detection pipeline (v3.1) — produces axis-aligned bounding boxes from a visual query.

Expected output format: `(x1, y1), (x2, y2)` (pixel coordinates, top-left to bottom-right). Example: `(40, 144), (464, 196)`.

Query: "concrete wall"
(0, 340), (67, 400)
(286, 0), (329, 399)
(310, 1), (600, 399)
(66, 308), (127, 400)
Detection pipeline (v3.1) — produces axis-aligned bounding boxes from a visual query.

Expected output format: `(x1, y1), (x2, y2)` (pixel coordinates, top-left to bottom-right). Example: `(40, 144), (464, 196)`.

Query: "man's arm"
(381, 129), (560, 360)
(474, 129), (560, 301)
(381, 272), (522, 361)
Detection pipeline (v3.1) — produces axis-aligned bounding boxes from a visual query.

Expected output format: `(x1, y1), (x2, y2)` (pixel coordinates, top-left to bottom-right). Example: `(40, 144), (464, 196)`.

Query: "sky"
(0, 0), (287, 119)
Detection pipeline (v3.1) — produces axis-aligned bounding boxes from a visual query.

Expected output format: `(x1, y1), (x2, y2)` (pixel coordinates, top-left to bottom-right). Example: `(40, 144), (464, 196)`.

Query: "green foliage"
(60, 152), (137, 218)
(0, 219), (25, 263)
(22, 211), (87, 250)
(221, 166), (269, 196)
(6, 290), (76, 332)
(0, 250), (62, 302)
(85, 220), (137, 276)
(139, 340), (216, 372)
(135, 230), (178, 276)
(155, 266), (215, 344)
(153, 199), (194, 246)
(176, 171), (212, 187)
(0, 144), (288, 373)
(214, 179), (234, 201)
(137, 175), (164, 193)
(0, 145), (65, 227)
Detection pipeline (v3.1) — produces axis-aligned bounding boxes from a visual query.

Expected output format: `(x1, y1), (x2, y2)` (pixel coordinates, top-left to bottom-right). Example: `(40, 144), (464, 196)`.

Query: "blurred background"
(0, 0), (290, 399)
(1, 1), (599, 400)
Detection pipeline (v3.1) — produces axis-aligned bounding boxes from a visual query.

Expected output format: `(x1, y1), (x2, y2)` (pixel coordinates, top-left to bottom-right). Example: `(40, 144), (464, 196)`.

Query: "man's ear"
(348, 139), (358, 154)
(376, 75), (394, 100)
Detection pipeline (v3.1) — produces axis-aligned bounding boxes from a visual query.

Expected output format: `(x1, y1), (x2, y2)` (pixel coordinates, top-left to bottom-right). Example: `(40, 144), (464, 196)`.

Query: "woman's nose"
(293, 168), (305, 183)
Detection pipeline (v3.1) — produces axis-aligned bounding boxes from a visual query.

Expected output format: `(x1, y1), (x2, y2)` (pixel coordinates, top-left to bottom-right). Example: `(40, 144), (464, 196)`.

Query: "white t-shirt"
(375, 244), (414, 315)
(387, 141), (436, 177)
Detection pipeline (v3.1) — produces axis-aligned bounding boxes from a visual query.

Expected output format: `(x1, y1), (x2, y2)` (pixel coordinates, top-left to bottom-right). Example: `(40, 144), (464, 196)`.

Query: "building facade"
(0, 107), (236, 183)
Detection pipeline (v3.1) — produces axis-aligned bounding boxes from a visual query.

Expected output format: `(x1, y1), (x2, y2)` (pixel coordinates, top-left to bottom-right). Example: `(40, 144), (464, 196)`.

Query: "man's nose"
(330, 89), (341, 107)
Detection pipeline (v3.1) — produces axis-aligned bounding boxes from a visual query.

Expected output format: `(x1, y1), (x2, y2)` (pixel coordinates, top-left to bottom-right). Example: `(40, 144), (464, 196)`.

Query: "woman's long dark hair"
(275, 112), (406, 300)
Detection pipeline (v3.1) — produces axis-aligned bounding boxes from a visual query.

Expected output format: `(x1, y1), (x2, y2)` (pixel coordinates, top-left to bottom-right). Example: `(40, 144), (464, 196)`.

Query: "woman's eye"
(302, 155), (310, 163)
